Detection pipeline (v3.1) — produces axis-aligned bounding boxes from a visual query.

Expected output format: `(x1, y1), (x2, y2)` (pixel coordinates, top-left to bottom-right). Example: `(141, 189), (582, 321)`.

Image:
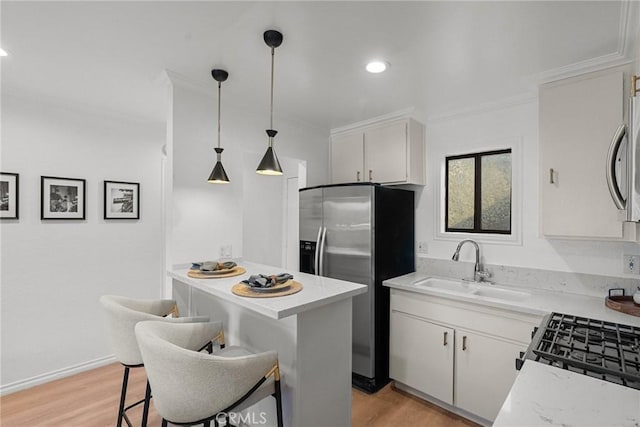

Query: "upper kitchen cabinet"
(539, 69), (634, 240)
(330, 131), (364, 184)
(330, 117), (425, 185)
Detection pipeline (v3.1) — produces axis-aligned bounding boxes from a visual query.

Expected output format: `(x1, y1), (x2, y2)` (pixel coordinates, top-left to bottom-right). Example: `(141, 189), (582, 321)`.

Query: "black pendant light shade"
(256, 30), (284, 176)
(208, 148), (230, 183)
(208, 69), (230, 184)
(256, 129), (283, 175)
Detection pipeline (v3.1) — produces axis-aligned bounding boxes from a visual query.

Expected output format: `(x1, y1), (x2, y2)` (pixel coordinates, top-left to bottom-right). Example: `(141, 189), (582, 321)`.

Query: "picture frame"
(104, 181), (140, 220)
(41, 176), (86, 220)
(0, 172), (19, 220)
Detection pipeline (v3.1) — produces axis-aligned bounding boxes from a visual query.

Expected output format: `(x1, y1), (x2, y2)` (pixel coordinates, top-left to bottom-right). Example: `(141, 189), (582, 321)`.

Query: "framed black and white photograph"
(104, 181), (139, 220)
(0, 172), (19, 220)
(41, 176), (86, 220)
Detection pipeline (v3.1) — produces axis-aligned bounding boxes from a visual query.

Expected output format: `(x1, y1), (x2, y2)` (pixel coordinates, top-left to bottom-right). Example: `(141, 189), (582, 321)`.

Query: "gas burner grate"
(532, 312), (640, 390)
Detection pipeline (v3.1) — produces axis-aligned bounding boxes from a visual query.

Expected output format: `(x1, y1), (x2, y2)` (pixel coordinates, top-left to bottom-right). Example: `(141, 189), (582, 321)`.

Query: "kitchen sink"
(414, 277), (477, 294)
(473, 287), (531, 301)
(413, 277), (530, 301)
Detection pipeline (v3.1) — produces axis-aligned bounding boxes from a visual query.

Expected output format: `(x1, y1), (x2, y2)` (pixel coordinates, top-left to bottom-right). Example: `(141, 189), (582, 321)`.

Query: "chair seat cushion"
(214, 346), (253, 358)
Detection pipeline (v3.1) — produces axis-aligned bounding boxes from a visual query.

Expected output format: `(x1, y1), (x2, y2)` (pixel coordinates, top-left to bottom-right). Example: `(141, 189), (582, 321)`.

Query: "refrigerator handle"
(318, 227), (327, 276)
(314, 227), (322, 275)
(606, 123), (627, 210)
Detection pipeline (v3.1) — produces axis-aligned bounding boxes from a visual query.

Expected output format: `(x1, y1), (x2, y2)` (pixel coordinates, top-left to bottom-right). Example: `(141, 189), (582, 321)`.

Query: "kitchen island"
(169, 261), (367, 427)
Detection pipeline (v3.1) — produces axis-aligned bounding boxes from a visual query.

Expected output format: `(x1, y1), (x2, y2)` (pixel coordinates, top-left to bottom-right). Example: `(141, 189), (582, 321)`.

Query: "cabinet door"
(539, 71), (624, 239)
(389, 310), (454, 404)
(364, 121), (407, 183)
(331, 132), (364, 184)
(454, 330), (525, 421)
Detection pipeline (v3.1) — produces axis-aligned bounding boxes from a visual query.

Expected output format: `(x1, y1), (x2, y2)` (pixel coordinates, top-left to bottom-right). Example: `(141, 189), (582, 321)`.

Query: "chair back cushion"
(99, 295), (176, 365)
(135, 321), (277, 423)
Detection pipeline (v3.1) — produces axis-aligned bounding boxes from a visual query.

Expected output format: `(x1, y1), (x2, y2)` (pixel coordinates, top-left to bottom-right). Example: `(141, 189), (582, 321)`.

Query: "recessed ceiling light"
(0, 48), (8, 57)
(366, 61), (388, 73)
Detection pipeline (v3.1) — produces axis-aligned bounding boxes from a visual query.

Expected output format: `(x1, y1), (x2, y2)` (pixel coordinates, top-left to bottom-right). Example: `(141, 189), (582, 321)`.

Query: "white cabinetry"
(539, 69), (629, 239)
(389, 289), (541, 422)
(330, 117), (425, 185)
(389, 312), (454, 404)
(330, 131), (364, 184)
(454, 330), (523, 421)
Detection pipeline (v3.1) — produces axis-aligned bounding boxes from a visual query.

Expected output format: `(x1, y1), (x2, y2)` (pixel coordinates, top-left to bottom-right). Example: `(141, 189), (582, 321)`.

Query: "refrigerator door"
(321, 185), (374, 378)
(299, 188), (323, 275)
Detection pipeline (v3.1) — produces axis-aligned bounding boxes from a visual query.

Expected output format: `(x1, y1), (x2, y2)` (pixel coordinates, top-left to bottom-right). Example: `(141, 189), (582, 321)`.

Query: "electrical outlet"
(417, 241), (428, 254)
(622, 254), (640, 274)
(220, 245), (232, 259)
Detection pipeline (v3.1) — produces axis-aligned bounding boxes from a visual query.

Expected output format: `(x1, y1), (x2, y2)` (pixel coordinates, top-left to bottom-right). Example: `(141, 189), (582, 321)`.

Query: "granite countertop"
(493, 361), (640, 427)
(168, 261), (367, 320)
(383, 272), (640, 327)
(385, 271), (640, 426)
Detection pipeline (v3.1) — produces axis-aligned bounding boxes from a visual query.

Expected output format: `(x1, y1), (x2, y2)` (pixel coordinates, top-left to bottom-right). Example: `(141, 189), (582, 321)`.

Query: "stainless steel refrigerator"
(299, 183), (414, 393)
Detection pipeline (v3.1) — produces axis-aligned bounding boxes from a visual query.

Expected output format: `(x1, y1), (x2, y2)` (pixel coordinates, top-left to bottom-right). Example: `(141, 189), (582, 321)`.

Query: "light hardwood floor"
(1, 363), (478, 426)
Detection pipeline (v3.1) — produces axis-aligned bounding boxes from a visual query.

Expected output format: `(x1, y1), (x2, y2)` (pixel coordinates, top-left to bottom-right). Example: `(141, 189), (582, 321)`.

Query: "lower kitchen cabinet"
(454, 330), (524, 421)
(389, 288), (540, 423)
(389, 311), (454, 404)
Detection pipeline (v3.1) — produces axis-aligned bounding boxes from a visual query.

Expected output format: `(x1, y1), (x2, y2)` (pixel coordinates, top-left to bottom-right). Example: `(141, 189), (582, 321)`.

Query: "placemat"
(187, 266), (247, 279)
(231, 280), (303, 298)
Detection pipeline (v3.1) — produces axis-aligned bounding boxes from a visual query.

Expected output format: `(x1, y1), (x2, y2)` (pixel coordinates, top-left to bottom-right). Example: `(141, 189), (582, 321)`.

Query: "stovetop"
(525, 312), (640, 390)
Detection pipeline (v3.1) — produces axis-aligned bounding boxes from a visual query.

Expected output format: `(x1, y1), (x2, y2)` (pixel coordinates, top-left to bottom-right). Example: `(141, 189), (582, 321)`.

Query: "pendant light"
(256, 30), (284, 176)
(208, 69), (230, 184)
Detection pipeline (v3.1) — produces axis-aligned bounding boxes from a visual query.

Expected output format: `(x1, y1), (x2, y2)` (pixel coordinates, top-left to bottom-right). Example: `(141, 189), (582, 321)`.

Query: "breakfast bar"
(169, 261), (367, 427)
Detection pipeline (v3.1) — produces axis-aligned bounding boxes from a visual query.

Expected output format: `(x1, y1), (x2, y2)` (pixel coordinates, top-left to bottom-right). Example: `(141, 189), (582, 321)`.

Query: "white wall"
(242, 152), (302, 268)
(167, 77), (328, 270)
(418, 97), (640, 279)
(0, 93), (164, 391)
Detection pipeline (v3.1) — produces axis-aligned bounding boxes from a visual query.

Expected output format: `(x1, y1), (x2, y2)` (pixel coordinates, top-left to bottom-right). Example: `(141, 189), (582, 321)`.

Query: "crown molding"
(330, 107), (416, 135)
(527, 0), (636, 86)
(156, 69), (215, 95)
(426, 93), (537, 123)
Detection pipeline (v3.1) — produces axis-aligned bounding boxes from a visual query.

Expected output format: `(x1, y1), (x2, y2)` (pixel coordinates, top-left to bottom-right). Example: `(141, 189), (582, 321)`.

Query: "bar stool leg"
(117, 366), (130, 427)
(275, 379), (283, 427)
(141, 379), (151, 427)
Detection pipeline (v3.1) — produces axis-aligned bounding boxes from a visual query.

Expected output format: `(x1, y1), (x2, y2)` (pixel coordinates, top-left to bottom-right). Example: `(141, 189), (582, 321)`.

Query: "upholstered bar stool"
(135, 321), (284, 427)
(100, 295), (224, 427)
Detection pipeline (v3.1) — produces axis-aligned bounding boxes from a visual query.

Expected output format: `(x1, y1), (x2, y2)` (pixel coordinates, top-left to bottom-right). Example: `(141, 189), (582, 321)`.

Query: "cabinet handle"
(369, 169), (373, 181)
(462, 336), (467, 351)
(356, 171), (360, 182)
(549, 168), (555, 184)
(443, 331), (448, 346)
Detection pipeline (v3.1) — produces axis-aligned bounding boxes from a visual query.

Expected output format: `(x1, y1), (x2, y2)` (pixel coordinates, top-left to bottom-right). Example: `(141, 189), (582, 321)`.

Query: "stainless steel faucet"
(452, 239), (492, 283)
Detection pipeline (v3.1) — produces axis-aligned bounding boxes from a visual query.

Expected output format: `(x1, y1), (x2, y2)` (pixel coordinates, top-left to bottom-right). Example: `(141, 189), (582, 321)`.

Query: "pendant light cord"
(270, 47), (275, 130)
(217, 81), (221, 149)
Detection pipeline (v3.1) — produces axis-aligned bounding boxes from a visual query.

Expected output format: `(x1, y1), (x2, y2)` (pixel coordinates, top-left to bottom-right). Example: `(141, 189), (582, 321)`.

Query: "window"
(445, 149), (512, 234)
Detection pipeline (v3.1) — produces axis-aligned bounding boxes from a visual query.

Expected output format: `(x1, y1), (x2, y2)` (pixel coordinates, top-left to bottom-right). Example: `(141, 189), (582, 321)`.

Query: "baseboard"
(0, 355), (117, 396)
(392, 381), (491, 427)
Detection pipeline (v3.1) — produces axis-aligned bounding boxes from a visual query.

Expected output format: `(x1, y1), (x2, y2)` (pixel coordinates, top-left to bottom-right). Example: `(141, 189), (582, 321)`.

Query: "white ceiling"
(2, 1), (638, 130)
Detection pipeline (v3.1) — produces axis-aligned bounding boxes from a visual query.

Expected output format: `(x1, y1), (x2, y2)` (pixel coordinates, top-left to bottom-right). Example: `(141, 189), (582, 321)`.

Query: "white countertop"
(384, 272), (640, 327)
(493, 361), (640, 427)
(169, 261), (367, 320)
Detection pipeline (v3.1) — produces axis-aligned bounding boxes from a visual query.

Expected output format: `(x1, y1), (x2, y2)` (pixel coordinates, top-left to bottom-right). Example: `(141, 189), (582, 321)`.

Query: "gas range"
(517, 312), (640, 390)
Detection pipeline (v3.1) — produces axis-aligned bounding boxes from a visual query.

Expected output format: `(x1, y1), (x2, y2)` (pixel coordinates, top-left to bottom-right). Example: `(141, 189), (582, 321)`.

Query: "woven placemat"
(231, 280), (303, 298)
(187, 266), (247, 279)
